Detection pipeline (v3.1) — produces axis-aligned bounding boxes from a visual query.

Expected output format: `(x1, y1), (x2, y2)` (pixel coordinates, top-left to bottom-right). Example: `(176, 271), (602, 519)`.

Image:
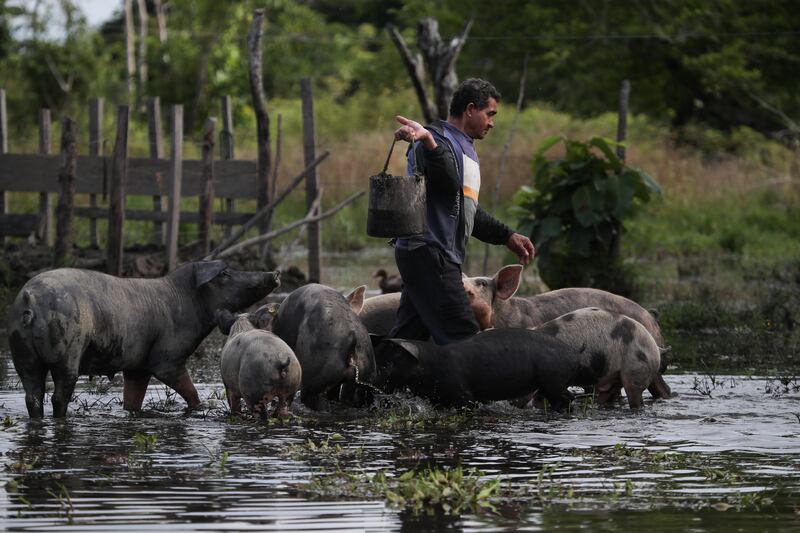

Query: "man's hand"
(395, 115), (437, 150)
(506, 233), (535, 265)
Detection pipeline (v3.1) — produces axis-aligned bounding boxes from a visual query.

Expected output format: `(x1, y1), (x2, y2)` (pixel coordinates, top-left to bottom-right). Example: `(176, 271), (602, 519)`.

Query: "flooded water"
(1, 249), (799, 531)
(0, 339), (798, 531)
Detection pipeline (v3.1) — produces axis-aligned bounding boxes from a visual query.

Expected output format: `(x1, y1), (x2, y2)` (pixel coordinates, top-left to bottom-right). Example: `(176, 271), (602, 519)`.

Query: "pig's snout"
(261, 270), (281, 290)
(464, 284), (493, 330)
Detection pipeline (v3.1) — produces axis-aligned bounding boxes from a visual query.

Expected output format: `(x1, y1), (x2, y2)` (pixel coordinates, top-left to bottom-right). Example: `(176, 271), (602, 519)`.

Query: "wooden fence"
(0, 90), (283, 274)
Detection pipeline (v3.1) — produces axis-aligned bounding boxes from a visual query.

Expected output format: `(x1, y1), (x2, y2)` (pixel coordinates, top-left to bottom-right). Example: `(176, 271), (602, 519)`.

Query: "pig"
(359, 292), (401, 337)
(374, 328), (589, 409)
(533, 307), (663, 408)
(270, 284), (376, 410)
(461, 265), (672, 399)
(6, 260), (280, 418)
(215, 309), (301, 418)
(217, 302), (280, 332)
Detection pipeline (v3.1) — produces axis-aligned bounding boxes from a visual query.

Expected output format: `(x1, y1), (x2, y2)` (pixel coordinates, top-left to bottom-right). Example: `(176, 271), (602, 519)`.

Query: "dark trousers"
(388, 244), (479, 345)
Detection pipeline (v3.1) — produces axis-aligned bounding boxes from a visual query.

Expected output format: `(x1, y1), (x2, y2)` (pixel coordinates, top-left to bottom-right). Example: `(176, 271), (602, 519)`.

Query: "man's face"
(464, 97), (498, 140)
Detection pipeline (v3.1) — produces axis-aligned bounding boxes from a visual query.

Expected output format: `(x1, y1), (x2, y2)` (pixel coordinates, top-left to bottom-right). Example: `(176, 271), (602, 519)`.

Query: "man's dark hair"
(449, 78), (501, 117)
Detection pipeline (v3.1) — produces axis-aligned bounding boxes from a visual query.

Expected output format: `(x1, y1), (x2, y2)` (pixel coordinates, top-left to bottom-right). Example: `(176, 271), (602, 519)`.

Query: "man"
(389, 78), (535, 345)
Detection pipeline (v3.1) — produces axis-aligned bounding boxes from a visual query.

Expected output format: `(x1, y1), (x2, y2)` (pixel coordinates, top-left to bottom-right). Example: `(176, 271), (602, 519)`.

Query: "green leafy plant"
(512, 135), (661, 292)
(378, 466), (500, 515)
(132, 433), (158, 452)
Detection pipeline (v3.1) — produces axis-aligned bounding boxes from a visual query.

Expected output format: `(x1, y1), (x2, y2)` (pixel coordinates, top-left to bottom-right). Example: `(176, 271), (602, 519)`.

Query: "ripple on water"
(1, 356), (800, 531)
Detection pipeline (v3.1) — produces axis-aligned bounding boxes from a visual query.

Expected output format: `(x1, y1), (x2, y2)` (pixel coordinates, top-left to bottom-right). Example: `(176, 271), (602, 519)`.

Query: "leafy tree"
(393, 0), (800, 143)
(512, 136), (661, 294)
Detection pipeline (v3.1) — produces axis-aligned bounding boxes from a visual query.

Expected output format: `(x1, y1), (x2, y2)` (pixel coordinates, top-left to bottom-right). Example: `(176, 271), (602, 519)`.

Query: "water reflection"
(0, 353), (799, 530)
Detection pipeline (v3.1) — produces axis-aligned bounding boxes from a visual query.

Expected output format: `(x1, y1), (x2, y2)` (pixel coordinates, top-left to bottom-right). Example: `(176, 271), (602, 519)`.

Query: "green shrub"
(512, 136), (661, 294)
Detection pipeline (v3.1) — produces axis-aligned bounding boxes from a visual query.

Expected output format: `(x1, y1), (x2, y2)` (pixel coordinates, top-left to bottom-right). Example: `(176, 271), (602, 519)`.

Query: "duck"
(373, 268), (403, 294)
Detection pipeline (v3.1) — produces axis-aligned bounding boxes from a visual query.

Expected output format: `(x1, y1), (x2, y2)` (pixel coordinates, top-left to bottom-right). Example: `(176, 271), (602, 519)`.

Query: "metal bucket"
(367, 139), (426, 238)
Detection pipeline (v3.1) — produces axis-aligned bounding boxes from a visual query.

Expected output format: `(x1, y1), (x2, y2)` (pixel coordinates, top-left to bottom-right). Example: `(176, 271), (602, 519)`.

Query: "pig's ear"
(369, 333), (385, 350)
(345, 285), (367, 315)
(215, 308), (237, 335)
(251, 304), (275, 329)
(494, 264), (522, 300)
(195, 260), (227, 287)
(386, 338), (420, 361)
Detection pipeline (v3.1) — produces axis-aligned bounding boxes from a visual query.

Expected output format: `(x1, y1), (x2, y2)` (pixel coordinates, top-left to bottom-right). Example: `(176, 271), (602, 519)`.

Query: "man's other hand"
(394, 116), (436, 150)
(506, 233), (535, 265)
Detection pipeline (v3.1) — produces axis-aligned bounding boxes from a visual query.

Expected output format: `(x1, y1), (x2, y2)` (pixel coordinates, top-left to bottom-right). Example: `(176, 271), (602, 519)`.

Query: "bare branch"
(271, 113), (282, 202)
(387, 23), (436, 124)
(218, 192), (364, 258)
(44, 53), (71, 92)
(205, 151), (330, 259)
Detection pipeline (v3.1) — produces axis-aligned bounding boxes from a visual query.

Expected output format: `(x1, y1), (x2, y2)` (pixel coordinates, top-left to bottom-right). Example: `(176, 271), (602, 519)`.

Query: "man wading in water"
(389, 78), (535, 344)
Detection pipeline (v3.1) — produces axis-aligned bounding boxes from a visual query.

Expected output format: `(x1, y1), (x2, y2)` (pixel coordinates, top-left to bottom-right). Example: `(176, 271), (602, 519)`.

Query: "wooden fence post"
(301, 78), (321, 282)
(616, 79), (630, 162)
(54, 118), (78, 267)
(38, 109), (54, 246)
(247, 9), (272, 254)
(88, 97), (103, 248)
(220, 95), (235, 239)
(611, 79), (631, 262)
(107, 106), (129, 276)
(124, 0), (135, 102)
(166, 105), (183, 271)
(147, 96), (165, 246)
(199, 117), (216, 256)
(0, 88), (7, 246)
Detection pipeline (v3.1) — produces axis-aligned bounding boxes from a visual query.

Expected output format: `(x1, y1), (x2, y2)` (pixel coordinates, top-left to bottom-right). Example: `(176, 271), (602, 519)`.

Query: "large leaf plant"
(511, 136), (661, 293)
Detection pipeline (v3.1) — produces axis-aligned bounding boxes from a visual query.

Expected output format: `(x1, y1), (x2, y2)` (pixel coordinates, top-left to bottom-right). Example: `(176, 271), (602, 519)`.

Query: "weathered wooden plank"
(199, 117), (216, 255)
(220, 95), (236, 239)
(38, 108), (54, 246)
(0, 88), (7, 244)
(302, 78), (322, 283)
(54, 118), (78, 267)
(0, 154), (258, 198)
(166, 105), (183, 271)
(0, 213), (40, 236)
(88, 97), (103, 247)
(147, 96), (165, 245)
(107, 105), (129, 276)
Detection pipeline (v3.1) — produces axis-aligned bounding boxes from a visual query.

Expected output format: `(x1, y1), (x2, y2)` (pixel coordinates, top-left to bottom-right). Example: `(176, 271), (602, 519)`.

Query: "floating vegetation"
(303, 465), (500, 516)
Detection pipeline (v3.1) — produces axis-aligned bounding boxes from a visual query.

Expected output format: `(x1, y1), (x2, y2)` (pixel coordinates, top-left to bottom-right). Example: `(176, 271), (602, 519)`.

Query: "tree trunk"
(247, 9), (272, 251)
(417, 17), (473, 120)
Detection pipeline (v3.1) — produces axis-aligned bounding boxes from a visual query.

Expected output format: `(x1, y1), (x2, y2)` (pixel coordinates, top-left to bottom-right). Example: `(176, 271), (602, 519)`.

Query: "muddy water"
(0, 340), (798, 532)
(1, 249), (799, 531)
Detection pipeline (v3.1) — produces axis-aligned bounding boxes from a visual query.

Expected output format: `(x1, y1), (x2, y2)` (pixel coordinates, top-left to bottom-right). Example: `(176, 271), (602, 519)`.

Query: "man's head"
(449, 78), (501, 140)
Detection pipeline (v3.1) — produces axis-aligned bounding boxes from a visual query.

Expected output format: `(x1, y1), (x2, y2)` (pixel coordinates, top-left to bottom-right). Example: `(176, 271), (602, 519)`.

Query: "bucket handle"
(381, 137), (419, 175)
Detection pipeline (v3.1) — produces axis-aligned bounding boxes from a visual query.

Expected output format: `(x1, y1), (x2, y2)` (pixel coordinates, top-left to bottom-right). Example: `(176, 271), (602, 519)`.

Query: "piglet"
(375, 328), (587, 409)
(216, 309), (301, 418)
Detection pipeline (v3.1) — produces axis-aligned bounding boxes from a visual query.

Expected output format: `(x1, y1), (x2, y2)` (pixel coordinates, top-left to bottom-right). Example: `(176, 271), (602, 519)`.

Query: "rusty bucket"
(366, 139), (426, 238)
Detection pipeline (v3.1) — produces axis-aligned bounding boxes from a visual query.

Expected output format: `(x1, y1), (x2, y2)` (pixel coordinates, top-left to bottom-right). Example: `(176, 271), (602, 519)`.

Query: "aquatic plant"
(202, 444), (230, 471)
(284, 433), (363, 461)
(764, 374), (800, 397)
(132, 433), (158, 451)
(377, 466), (500, 515)
(144, 386), (179, 411)
(46, 483), (74, 523)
